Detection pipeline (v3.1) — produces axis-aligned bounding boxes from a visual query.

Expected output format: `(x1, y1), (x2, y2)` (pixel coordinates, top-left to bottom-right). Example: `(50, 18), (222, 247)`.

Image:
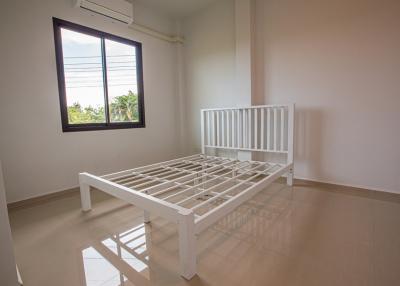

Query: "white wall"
(235, 0), (255, 104)
(0, 0), (182, 202)
(0, 161), (19, 286)
(254, 0), (400, 193)
(182, 0), (238, 153)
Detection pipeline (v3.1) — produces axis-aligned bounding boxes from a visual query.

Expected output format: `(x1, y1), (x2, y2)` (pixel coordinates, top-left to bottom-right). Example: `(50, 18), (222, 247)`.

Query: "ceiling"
(133, 0), (218, 18)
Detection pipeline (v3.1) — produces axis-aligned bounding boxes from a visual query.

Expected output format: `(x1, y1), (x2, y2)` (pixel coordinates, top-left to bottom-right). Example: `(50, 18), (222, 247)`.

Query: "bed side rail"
(79, 172), (187, 222)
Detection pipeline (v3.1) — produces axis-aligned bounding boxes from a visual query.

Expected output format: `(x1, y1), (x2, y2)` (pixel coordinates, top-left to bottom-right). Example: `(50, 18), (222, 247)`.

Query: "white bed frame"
(79, 104), (295, 280)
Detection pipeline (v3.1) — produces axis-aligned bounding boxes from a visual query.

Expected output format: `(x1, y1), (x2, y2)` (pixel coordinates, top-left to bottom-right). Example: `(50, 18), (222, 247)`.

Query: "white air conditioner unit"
(75, 0), (133, 24)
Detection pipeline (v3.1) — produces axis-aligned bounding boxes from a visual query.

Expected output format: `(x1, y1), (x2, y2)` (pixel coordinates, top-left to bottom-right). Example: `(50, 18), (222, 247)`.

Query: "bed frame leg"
(287, 167), (294, 186)
(178, 210), (196, 280)
(143, 210), (151, 224)
(79, 173), (92, 211)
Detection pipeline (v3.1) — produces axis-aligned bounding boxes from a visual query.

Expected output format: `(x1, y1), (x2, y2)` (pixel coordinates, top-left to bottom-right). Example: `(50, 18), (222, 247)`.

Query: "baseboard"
(294, 176), (399, 195)
(7, 187), (79, 210)
(293, 177), (400, 202)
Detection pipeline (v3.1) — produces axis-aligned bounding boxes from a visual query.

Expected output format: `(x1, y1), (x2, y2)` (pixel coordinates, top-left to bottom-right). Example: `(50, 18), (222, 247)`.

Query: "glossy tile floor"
(8, 181), (400, 286)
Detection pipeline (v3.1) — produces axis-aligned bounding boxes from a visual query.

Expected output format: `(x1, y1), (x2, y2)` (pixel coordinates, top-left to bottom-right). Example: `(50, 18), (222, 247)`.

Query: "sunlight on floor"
(82, 224), (150, 286)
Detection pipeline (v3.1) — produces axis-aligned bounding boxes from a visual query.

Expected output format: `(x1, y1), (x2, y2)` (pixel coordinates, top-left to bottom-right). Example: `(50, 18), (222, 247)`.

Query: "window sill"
(62, 122), (145, 132)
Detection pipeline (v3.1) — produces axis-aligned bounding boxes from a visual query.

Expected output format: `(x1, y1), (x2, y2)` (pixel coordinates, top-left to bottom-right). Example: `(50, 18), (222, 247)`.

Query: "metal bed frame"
(79, 104), (295, 279)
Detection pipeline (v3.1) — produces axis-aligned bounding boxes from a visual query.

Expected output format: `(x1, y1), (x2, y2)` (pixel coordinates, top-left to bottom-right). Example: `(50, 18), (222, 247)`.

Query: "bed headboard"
(200, 104), (295, 164)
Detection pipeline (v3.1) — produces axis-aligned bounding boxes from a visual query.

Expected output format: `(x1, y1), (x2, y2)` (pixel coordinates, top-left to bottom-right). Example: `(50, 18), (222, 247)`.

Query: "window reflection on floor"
(82, 247), (129, 286)
(82, 224), (150, 286)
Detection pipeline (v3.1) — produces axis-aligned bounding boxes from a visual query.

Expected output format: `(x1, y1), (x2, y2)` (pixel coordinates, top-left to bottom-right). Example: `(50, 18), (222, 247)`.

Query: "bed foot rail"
(143, 210), (151, 224)
(178, 209), (197, 280)
(79, 173), (92, 211)
(287, 167), (294, 186)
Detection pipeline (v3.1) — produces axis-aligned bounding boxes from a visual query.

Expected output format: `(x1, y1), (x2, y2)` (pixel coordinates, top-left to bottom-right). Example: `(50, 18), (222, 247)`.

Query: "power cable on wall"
(128, 22), (184, 44)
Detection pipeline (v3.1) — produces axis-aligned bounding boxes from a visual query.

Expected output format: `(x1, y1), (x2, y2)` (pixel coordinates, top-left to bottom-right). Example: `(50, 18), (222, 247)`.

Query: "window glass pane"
(61, 28), (106, 124)
(105, 39), (139, 123)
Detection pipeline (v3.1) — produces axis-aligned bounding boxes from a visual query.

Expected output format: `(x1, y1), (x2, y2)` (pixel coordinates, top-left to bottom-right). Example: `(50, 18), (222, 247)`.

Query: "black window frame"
(53, 17), (145, 132)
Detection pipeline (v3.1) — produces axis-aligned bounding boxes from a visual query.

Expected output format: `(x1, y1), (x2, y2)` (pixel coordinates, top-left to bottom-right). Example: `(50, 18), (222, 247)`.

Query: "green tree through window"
(67, 91), (139, 124)
(110, 91), (139, 122)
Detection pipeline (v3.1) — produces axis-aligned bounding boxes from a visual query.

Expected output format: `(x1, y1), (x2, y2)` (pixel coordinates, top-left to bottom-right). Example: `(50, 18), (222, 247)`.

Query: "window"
(53, 18), (145, 132)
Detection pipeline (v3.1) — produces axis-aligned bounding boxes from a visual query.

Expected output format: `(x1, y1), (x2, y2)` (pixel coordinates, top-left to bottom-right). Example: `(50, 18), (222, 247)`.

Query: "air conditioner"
(75, 0), (133, 24)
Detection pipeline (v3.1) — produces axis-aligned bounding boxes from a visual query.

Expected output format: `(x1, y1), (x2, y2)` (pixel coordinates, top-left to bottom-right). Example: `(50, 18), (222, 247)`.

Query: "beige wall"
(254, 0), (400, 192)
(182, 0), (237, 153)
(0, 0), (182, 202)
(182, 0), (247, 154)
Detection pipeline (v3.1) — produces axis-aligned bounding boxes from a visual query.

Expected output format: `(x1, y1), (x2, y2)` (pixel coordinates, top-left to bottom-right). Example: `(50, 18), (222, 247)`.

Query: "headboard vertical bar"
(231, 110), (235, 148)
(267, 108), (271, 150)
(240, 110), (243, 148)
(201, 110), (205, 154)
(236, 110), (240, 148)
(260, 108), (264, 149)
(210, 111), (213, 146)
(242, 109), (247, 148)
(216, 111), (220, 146)
(207, 112), (211, 146)
(254, 108), (258, 150)
(242, 110), (245, 148)
(280, 107), (285, 151)
(226, 111), (230, 147)
(273, 108), (278, 151)
(221, 111), (225, 147)
(248, 109), (252, 149)
(287, 104), (295, 164)
(241, 110), (245, 148)
(212, 111), (216, 146)
(246, 110), (248, 148)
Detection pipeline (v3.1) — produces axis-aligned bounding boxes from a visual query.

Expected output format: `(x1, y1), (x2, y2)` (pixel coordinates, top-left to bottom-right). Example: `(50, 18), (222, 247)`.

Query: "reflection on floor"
(83, 223), (150, 286)
(8, 181), (400, 286)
